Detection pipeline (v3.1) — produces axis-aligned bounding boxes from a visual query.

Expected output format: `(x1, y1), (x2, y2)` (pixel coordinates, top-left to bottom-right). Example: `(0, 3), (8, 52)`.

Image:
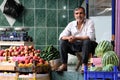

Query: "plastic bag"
(3, 0), (24, 19)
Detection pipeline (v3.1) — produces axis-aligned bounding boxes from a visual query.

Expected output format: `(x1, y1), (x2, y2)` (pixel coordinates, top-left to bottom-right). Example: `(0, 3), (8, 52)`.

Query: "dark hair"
(74, 6), (85, 14)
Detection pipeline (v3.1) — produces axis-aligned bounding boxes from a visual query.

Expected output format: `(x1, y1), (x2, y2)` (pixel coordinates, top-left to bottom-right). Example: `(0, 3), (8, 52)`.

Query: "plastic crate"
(84, 66), (120, 80)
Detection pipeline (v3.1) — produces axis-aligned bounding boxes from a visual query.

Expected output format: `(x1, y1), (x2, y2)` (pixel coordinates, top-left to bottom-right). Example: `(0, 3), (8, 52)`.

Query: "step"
(49, 65), (84, 80)
(50, 71), (84, 80)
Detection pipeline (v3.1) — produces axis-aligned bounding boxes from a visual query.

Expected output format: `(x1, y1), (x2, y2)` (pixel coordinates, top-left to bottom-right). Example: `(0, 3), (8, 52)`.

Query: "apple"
(11, 52), (15, 56)
(29, 52), (34, 57)
(25, 59), (30, 64)
(21, 60), (25, 64)
(12, 46), (17, 50)
(34, 50), (37, 53)
(31, 49), (35, 52)
(9, 49), (14, 53)
(30, 59), (33, 63)
(25, 53), (29, 57)
(34, 53), (39, 56)
(18, 60), (23, 64)
(0, 50), (5, 56)
(28, 45), (34, 49)
(16, 46), (20, 51)
(14, 51), (20, 56)
(37, 49), (41, 53)
(20, 51), (24, 56)
(33, 56), (38, 60)
(24, 50), (29, 54)
(28, 56), (32, 60)
(39, 58), (44, 64)
(24, 46), (29, 51)
(19, 45), (24, 51)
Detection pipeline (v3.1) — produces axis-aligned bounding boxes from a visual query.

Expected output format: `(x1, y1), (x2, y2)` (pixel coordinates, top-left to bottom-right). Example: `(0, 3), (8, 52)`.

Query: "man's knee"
(60, 40), (68, 46)
(83, 39), (91, 46)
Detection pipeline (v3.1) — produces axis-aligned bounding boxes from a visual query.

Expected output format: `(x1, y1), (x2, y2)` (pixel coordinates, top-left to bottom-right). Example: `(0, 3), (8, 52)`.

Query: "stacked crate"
(84, 66), (120, 80)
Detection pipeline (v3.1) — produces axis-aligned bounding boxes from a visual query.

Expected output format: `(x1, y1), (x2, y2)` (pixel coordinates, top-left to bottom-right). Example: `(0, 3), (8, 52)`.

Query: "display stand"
(0, 41), (33, 46)
(0, 42), (50, 80)
(0, 41), (34, 49)
(0, 61), (50, 80)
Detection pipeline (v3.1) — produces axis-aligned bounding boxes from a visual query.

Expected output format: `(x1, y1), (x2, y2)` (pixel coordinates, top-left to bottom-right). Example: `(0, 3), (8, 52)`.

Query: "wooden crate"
(0, 62), (16, 71)
(18, 73), (50, 80)
(0, 76), (17, 80)
(0, 73), (18, 80)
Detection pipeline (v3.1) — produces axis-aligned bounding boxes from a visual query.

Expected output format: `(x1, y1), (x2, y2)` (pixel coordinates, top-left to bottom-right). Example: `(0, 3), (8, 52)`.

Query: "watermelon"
(89, 66), (102, 71)
(95, 40), (113, 57)
(102, 64), (114, 71)
(102, 51), (119, 67)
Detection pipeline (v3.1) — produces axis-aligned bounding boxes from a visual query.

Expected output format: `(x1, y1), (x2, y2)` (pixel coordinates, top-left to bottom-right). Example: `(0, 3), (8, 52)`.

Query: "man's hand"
(68, 36), (76, 43)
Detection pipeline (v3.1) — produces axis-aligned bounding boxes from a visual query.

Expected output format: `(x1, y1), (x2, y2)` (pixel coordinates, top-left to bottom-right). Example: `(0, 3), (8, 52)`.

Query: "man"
(57, 6), (97, 72)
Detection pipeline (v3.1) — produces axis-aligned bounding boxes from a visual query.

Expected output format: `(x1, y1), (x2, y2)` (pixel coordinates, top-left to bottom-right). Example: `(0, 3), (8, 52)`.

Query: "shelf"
(0, 41), (34, 46)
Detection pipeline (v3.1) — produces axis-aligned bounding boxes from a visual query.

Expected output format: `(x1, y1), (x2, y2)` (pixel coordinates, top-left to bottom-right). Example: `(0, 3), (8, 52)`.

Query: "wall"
(91, 16), (112, 43)
(0, 0), (81, 50)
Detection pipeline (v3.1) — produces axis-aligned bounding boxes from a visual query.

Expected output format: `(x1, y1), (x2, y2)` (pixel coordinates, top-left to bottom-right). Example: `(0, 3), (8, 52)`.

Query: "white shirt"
(59, 19), (96, 41)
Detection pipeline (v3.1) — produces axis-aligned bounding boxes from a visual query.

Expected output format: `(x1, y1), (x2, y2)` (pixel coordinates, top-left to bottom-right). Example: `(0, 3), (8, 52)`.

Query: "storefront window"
(89, 0), (111, 16)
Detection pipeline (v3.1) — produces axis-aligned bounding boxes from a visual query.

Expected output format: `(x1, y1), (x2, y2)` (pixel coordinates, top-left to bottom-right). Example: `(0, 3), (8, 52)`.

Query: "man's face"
(74, 8), (85, 22)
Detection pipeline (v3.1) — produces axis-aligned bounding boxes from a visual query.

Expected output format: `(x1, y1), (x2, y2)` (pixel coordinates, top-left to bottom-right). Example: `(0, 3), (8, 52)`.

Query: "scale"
(0, 27), (33, 41)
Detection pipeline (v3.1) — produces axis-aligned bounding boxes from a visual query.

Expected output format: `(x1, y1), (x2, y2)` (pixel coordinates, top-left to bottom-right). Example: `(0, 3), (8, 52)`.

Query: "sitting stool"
(75, 52), (93, 71)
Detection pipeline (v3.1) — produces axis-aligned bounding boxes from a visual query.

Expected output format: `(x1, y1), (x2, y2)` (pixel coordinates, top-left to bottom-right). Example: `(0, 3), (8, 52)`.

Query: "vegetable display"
(40, 45), (60, 61)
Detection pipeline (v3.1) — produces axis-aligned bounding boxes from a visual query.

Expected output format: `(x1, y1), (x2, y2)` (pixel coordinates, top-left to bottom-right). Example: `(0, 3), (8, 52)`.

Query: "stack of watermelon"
(90, 40), (119, 71)
(95, 40), (113, 57)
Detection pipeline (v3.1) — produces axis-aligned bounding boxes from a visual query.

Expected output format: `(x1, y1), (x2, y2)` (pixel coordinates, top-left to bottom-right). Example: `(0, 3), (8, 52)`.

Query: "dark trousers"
(59, 39), (98, 65)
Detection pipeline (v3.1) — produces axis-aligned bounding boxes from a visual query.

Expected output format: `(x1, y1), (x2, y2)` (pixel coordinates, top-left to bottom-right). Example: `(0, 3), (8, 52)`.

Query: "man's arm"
(68, 36), (90, 43)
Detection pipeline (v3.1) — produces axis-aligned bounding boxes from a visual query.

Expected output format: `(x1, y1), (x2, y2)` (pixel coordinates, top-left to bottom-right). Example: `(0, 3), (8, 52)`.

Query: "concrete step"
(50, 70), (84, 80)
(50, 65), (84, 80)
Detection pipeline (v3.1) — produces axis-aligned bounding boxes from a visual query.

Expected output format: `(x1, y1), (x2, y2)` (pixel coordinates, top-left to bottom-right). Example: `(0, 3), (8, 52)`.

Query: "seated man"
(57, 6), (97, 71)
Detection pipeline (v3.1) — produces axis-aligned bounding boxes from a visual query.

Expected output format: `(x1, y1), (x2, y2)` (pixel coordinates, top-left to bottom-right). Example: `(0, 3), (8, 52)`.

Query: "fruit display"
(102, 51), (119, 67)
(90, 40), (119, 72)
(95, 40), (113, 57)
(0, 45), (50, 73)
(90, 50), (119, 72)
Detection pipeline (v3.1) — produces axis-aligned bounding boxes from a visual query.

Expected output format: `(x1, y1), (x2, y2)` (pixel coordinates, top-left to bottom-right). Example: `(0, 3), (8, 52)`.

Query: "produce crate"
(84, 66), (120, 80)
(18, 73), (50, 80)
(17, 64), (50, 73)
(0, 62), (16, 71)
(0, 73), (17, 80)
(0, 76), (17, 80)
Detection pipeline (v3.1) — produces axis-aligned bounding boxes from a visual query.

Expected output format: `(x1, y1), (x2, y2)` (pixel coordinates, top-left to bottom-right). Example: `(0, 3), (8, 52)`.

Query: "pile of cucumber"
(40, 45), (60, 61)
